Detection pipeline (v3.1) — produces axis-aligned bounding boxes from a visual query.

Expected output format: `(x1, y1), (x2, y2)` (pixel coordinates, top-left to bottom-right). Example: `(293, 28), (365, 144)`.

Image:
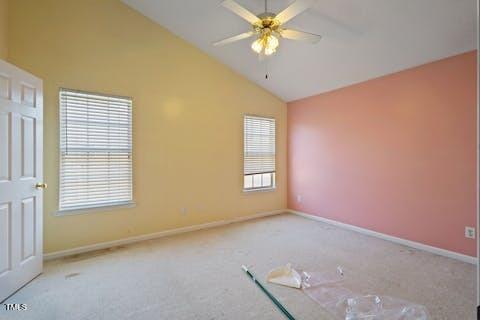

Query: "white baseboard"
(289, 209), (477, 265)
(45, 209), (476, 265)
(44, 209), (286, 261)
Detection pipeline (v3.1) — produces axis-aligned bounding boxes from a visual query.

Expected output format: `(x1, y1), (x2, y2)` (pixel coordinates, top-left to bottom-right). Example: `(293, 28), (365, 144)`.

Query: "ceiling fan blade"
(302, 10), (361, 40)
(275, 0), (315, 24)
(213, 31), (255, 46)
(221, 0), (261, 25)
(280, 29), (322, 43)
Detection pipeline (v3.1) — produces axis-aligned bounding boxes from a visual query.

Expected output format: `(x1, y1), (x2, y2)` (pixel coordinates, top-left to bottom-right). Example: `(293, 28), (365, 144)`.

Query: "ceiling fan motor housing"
(254, 12), (281, 35)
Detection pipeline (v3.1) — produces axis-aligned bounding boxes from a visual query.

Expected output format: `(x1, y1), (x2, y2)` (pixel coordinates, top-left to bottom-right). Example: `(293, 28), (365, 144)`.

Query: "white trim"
(43, 209), (286, 260)
(243, 187), (276, 193)
(289, 209), (477, 265)
(54, 201), (136, 216)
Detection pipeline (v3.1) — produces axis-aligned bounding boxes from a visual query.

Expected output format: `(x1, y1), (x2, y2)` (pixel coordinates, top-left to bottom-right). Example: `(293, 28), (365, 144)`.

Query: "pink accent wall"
(288, 51), (477, 257)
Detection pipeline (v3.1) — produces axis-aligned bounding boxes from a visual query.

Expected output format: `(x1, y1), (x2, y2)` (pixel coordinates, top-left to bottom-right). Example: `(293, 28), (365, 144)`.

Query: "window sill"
(243, 187), (276, 193)
(54, 201), (136, 216)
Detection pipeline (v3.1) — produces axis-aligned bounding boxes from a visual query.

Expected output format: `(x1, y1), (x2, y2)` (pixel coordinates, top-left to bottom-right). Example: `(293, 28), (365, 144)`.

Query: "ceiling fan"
(214, 0), (321, 56)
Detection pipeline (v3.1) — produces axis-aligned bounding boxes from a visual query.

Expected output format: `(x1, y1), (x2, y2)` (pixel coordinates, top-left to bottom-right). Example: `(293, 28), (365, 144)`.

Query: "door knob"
(35, 183), (48, 189)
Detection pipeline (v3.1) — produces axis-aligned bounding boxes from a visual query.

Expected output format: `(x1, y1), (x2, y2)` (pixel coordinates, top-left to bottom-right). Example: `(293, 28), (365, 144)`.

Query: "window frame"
(57, 88), (134, 215)
(243, 114), (276, 192)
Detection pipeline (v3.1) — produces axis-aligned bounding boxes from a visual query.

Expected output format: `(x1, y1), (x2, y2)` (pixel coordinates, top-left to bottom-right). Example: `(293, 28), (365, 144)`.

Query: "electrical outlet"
(465, 227), (475, 239)
(296, 195), (302, 203)
(181, 207), (187, 215)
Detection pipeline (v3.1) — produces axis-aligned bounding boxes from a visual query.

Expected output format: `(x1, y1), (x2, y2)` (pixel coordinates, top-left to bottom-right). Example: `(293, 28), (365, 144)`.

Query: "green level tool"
(241, 265), (296, 320)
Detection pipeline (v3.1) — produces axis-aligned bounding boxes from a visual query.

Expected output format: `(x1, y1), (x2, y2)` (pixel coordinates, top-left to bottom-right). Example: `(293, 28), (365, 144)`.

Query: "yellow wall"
(0, 0), (7, 59)
(8, 0), (287, 253)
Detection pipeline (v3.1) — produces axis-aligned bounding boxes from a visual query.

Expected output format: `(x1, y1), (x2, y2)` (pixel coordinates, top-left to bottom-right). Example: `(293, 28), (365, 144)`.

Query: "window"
(243, 115), (276, 191)
(59, 88), (133, 212)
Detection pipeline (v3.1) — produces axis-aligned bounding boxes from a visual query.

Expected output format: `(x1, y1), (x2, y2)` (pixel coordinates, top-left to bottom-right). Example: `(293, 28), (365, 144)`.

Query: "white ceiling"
(122, 0), (477, 102)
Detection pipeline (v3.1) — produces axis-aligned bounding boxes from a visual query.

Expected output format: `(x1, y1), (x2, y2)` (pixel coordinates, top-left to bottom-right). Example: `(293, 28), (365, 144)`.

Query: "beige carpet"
(1, 213), (476, 320)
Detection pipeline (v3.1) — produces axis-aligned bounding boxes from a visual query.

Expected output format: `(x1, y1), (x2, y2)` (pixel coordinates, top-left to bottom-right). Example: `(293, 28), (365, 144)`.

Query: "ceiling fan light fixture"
(266, 34), (279, 49)
(251, 38), (264, 54)
(251, 33), (279, 55)
(264, 46), (276, 56)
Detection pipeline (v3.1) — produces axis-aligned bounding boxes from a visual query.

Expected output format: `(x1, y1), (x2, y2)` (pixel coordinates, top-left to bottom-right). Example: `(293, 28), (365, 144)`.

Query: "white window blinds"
(59, 89), (133, 211)
(244, 115), (276, 190)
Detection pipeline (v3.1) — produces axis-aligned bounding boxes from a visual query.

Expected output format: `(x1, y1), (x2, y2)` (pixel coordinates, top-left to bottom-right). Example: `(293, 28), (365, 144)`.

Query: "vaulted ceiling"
(122, 0), (477, 101)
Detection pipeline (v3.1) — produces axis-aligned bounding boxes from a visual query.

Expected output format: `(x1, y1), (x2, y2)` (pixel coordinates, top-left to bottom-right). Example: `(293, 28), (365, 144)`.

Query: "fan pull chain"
(265, 59), (269, 79)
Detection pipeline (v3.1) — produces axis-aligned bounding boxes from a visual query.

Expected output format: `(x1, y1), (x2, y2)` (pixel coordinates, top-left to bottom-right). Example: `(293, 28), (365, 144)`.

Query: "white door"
(0, 59), (43, 302)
